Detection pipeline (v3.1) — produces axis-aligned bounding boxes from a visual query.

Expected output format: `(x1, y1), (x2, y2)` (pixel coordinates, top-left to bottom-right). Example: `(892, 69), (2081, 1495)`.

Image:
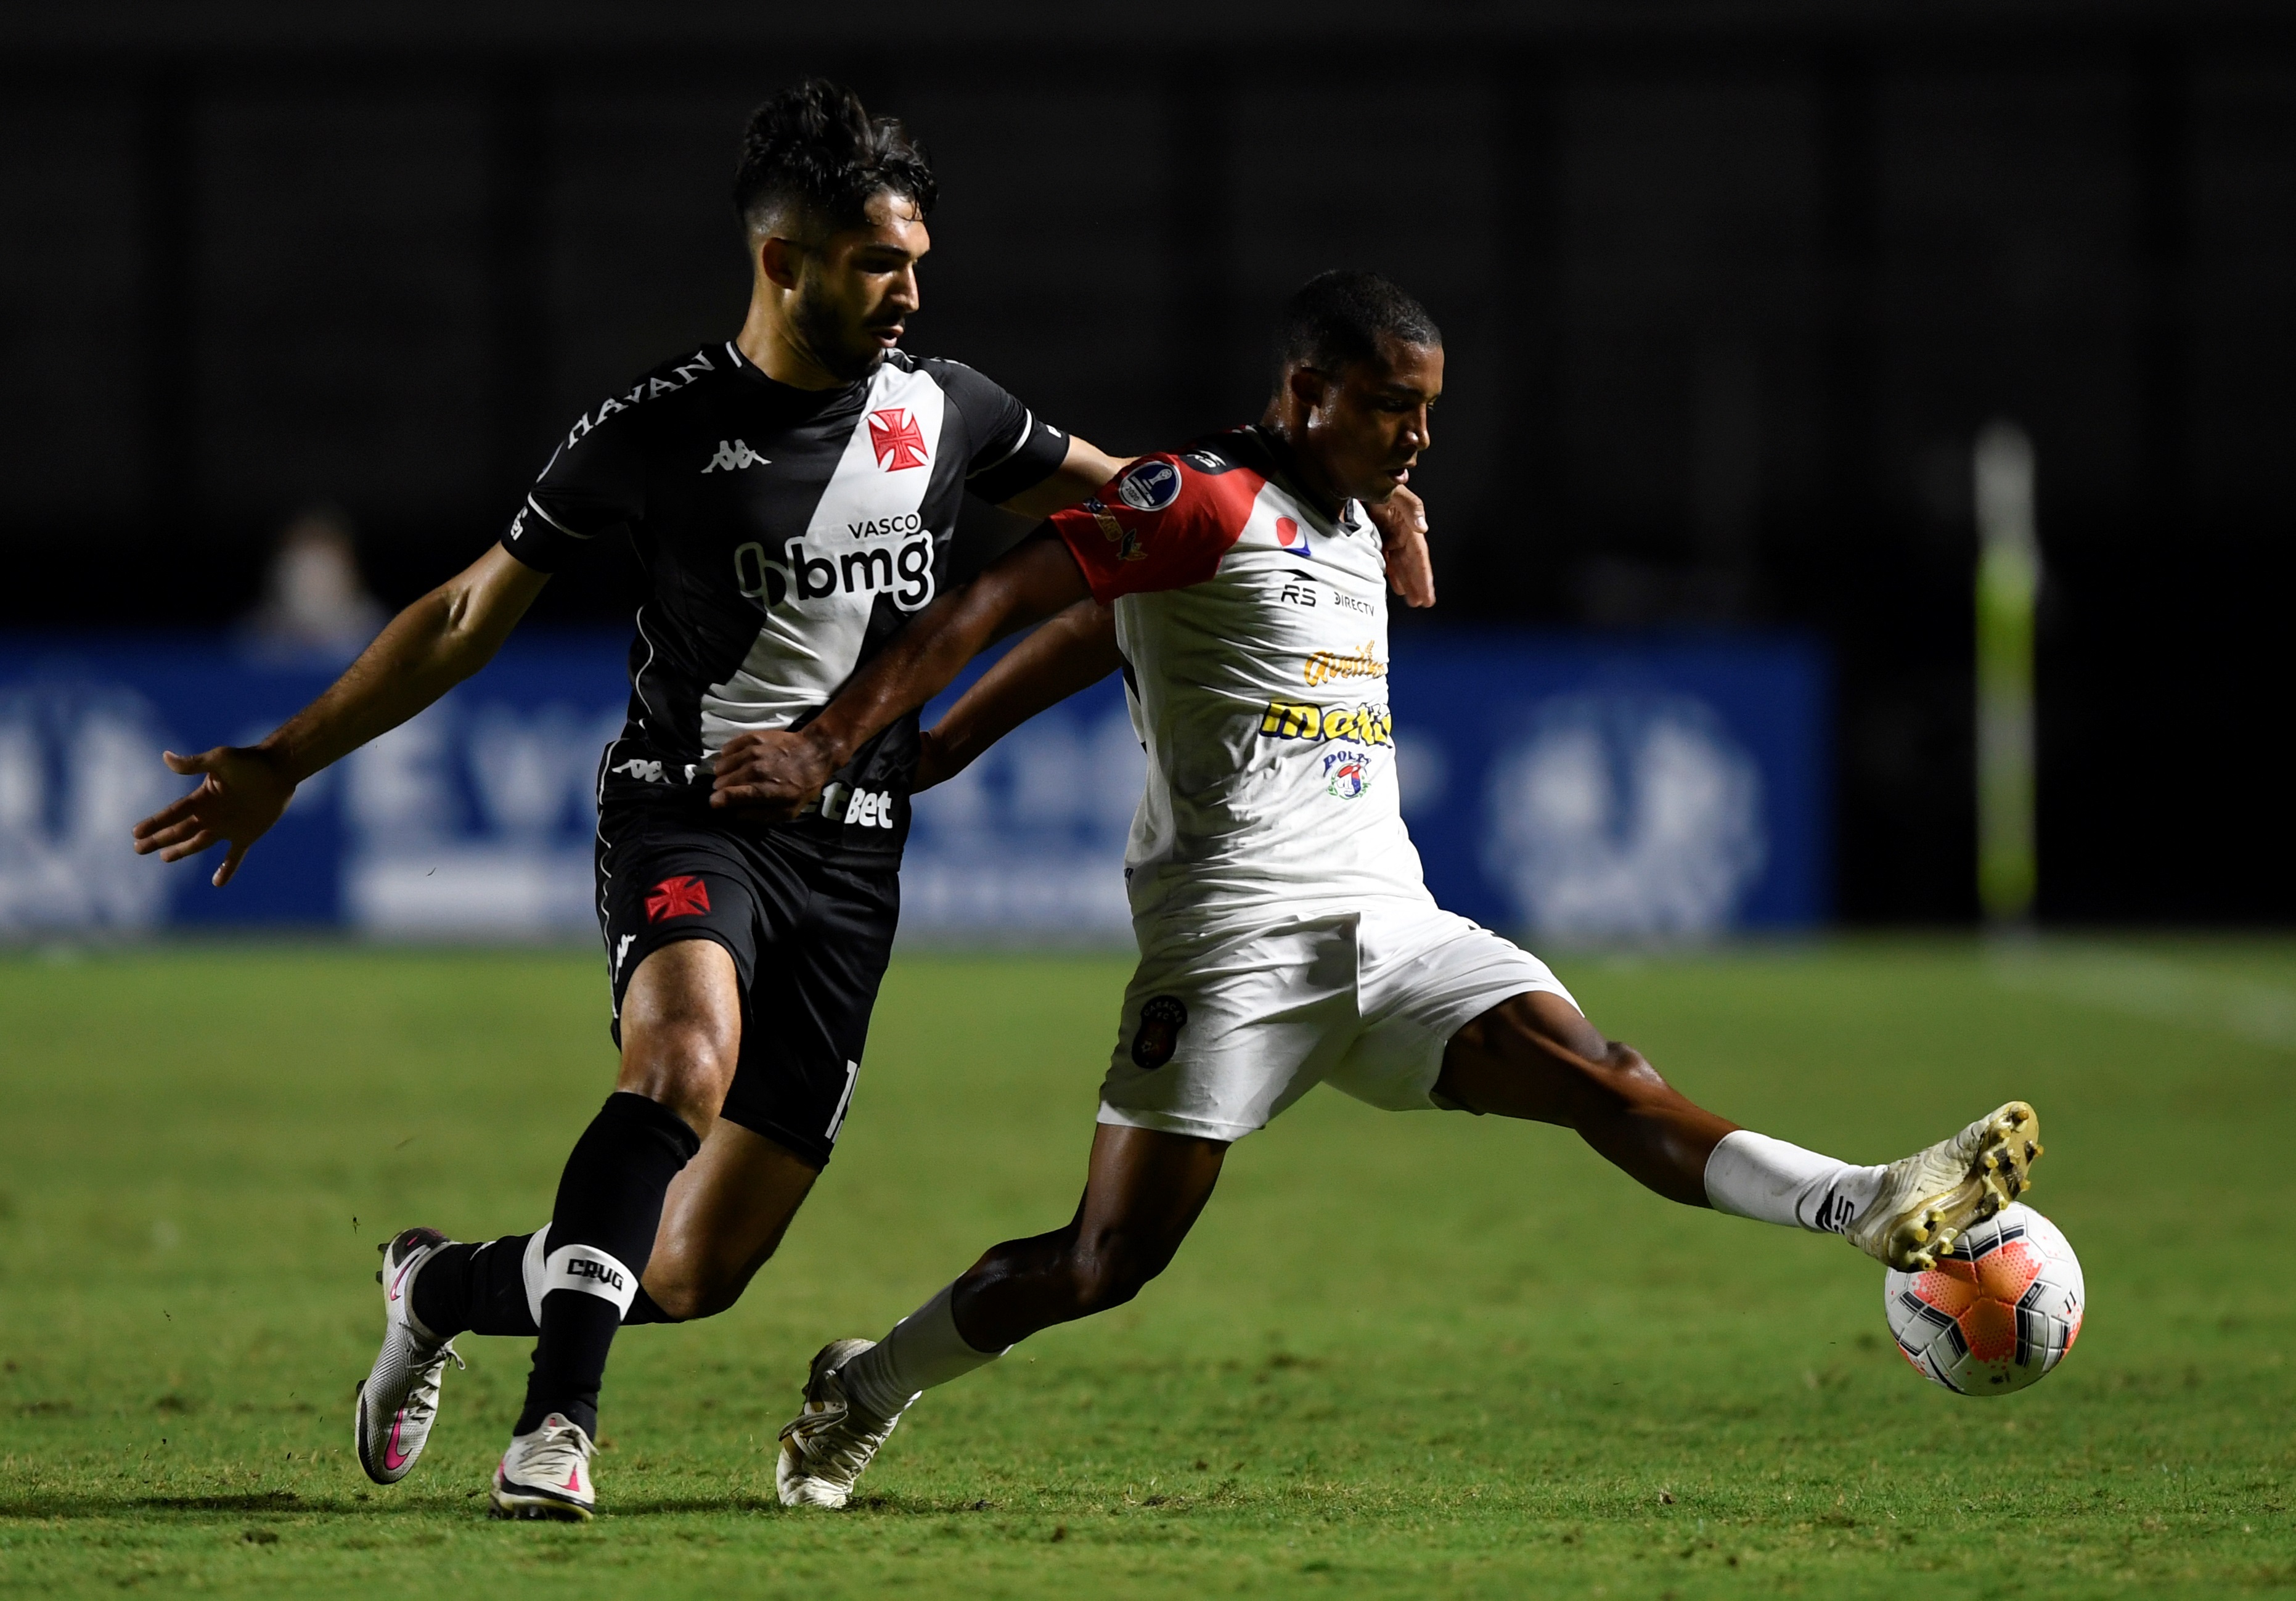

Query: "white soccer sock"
(1703, 1130), (1887, 1237)
(836, 1284), (1008, 1420)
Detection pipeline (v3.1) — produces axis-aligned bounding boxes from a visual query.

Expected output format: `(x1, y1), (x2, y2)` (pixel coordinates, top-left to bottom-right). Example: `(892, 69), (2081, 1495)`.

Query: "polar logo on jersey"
(1323, 748), (1375, 799)
(868, 407), (930, 470)
(1131, 996), (1188, 1070)
(733, 531), (936, 613)
(1115, 459), (1182, 512)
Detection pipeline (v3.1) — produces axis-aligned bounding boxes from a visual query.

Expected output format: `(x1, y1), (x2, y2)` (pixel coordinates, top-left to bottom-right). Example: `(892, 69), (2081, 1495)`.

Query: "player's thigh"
(647, 1118), (821, 1318)
(1097, 920), (1355, 1145)
(1328, 906), (1582, 1116)
(712, 856), (899, 1172)
(598, 807), (775, 1096)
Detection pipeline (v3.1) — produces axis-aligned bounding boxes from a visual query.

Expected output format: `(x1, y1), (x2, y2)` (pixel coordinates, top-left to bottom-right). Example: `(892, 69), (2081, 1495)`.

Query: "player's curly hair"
(1275, 271), (1442, 382)
(732, 79), (937, 242)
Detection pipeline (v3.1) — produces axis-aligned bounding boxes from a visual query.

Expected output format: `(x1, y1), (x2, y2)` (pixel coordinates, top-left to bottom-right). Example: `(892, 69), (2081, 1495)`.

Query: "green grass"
(2, 938), (2293, 1598)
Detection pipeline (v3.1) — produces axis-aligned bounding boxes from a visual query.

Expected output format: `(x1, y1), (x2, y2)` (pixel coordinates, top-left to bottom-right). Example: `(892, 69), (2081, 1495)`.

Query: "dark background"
(2, 2), (2290, 924)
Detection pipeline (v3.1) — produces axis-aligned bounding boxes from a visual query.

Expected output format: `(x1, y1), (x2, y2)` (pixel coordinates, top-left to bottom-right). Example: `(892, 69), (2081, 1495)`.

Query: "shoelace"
(795, 1395), (896, 1488)
(514, 1424), (594, 1487)
(402, 1338), (467, 1412)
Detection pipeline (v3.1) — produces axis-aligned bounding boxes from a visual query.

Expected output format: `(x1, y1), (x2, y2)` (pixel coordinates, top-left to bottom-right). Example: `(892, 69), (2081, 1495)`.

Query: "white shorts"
(1097, 902), (1577, 1144)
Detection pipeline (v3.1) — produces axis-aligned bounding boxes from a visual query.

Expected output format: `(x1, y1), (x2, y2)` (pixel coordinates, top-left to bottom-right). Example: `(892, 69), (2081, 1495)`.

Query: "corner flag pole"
(1973, 421), (2039, 926)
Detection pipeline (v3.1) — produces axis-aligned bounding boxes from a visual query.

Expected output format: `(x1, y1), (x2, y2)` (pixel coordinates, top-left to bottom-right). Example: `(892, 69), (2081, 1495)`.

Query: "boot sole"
(1883, 1100), (2043, 1271)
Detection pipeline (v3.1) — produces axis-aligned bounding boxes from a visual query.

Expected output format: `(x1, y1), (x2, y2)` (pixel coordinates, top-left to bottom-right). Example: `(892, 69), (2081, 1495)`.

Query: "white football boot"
(490, 1413), (599, 1521)
(1847, 1100), (2043, 1271)
(354, 1227), (465, 1485)
(776, 1339), (905, 1509)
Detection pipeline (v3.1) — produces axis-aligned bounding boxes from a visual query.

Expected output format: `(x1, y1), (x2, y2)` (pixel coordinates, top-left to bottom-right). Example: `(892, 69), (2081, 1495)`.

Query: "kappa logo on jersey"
(1259, 700), (1394, 747)
(734, 531), (936, 613)
(644, 875), (711, 922)
(1323, 747), (1375, 800)
(868, 407), (930, 470)
(611, 757), (666, 784)
(701, 438), (767, 473)
(1115, 459), (1182, 512)
(1131, 996), (1188, 1070)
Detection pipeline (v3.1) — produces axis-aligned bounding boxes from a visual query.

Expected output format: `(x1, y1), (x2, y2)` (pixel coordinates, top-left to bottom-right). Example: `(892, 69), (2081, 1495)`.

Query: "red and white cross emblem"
(868, 407), (929, 471)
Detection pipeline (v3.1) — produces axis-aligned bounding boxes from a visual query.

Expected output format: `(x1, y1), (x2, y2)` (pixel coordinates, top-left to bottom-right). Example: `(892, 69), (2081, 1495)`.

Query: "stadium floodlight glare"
(1974, 420), (2039, 926)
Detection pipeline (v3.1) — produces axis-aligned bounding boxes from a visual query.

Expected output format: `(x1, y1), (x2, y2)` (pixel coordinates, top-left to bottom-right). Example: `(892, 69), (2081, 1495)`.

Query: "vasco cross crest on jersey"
(645, 875), (711, 922)
(868, 407), (930, 470)
(1131, 996), (1188, 1070)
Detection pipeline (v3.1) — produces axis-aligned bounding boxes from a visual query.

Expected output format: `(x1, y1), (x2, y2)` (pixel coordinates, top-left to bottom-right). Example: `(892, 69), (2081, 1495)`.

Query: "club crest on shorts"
(645, 875), (710, 922)
(1130, 995), (1188, 1070)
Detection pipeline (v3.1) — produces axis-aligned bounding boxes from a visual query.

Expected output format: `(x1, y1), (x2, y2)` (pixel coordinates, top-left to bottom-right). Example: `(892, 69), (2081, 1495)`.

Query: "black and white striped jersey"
(500, 340), (1068, 860)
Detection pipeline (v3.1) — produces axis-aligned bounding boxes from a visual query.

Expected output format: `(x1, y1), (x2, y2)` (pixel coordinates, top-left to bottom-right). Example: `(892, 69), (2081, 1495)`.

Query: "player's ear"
(1285, 366), (1330, 414)
(758, 234), (803, 292)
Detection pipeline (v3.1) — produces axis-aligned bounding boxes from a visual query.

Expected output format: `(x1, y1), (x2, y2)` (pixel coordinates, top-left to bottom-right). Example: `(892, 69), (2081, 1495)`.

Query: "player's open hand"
(1367, 486), (1436, 608)
(130, 746), (296, 887)
(709, 728), (836, 819)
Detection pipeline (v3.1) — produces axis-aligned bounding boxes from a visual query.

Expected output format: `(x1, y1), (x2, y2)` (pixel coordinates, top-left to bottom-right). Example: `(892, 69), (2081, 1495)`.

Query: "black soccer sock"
(411, 1236), (683, 1339)
(410, 1234), (542, 1338)
(515, 1092), (700, 1438)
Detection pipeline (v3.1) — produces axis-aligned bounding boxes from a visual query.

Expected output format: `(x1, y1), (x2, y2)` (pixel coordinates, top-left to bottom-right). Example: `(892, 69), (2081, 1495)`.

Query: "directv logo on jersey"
(1115, 459), (1182, 512)
(702, 438), (767, 473)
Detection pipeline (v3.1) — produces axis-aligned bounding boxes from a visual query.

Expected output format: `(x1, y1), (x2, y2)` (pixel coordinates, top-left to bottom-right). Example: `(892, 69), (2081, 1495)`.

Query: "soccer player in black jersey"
(131, 82), (1435, 1520)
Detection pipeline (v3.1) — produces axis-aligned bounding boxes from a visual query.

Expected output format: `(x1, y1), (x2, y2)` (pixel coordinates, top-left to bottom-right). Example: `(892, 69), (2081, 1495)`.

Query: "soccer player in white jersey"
(702, 270), (2046, 1509)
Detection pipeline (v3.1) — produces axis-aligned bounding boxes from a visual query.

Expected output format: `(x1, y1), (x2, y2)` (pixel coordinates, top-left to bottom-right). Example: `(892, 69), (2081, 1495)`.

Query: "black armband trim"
(968, 417), (1072, 506)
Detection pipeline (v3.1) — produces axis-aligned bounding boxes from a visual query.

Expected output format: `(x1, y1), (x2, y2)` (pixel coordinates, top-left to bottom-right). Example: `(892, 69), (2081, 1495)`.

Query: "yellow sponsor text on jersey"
(1259, 700), (1394, 746)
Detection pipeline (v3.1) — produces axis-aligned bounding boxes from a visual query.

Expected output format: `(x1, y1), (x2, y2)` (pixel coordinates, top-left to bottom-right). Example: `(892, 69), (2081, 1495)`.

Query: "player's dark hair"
(732, 79), (936, 242)
(1275, 270), (1442, 383)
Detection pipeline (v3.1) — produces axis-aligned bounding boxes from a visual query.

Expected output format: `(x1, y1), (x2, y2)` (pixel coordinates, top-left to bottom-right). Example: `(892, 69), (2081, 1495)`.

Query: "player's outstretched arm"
(130, 544), (549, 886)
(997, 435), (1134, 518)
(915, 597), (1121, 790)
(711, 531), (1091, 817)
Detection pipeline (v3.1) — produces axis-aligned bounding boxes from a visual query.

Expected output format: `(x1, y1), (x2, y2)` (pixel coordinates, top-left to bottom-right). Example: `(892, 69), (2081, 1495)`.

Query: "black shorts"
(595, 795), (899, 1169)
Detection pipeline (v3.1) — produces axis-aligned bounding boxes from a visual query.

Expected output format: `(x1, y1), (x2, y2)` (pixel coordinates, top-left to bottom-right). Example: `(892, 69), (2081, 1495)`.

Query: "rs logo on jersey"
(868, 408), (930, 470)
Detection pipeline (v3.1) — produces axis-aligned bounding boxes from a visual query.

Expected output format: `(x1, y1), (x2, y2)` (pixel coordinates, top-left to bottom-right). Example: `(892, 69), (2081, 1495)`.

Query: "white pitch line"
(1987, 944), (2296, 1054)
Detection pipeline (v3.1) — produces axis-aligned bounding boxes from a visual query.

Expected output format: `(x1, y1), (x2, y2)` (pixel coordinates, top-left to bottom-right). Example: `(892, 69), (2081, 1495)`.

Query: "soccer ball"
(1884, 1203), (2084, 1395)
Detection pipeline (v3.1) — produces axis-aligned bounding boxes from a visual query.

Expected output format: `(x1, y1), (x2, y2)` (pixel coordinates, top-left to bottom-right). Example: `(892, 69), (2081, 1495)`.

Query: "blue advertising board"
(0, 629), (1824, 941)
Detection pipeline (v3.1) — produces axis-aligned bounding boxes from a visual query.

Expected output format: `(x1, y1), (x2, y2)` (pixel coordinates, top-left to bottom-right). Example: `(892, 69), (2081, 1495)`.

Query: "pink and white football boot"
(354, 1227), (465, 1485)
(490, 1413), (598, 1521)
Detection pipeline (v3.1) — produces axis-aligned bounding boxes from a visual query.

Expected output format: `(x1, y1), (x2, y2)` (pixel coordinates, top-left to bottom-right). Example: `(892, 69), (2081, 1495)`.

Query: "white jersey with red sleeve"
(1047, 427), (1435, 934)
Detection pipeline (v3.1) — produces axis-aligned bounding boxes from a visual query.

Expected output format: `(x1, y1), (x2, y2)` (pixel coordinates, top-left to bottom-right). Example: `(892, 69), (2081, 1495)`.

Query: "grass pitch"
(1, 938), (2292, 1598)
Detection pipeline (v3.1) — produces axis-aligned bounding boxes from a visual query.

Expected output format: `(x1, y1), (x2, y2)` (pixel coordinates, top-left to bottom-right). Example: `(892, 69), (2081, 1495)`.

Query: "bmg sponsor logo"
(735, 531), (936, 613)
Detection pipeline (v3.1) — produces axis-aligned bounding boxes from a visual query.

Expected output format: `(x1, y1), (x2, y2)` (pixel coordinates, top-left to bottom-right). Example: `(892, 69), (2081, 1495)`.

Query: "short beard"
(790, 283), (884, 385)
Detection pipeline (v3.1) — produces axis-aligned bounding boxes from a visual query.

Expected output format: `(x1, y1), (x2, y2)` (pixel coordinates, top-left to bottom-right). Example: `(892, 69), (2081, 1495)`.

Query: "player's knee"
(618, 1015), (738, 1120)
(643, 1272), (733, 1324)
